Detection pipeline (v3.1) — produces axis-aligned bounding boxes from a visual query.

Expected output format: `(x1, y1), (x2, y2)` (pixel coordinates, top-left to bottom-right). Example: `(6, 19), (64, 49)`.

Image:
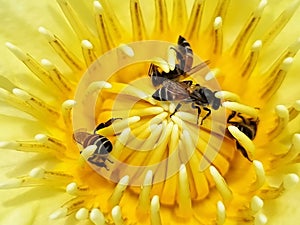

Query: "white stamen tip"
(81, 40), (93, 49)
(119, 175), (130, 186)
(81, 145), (97, 158)
(90, 208), (105, 225)
(151, 195), (160, 211)
(12, 88), (31, 101)
(0, 141), (18, 149)
(6, 42), (27, 61)
(275, 105), (289, 118)
(214, 17), (222, 29)
(38, 26), (55, 41)
(35, 134), (48, 143)
(66, 182), (78, 195)
(283, 173), (299, 189)
(281, 57), (294, 71)
(0, 179), (22, 189)
(144, 170), (153, 186)
(151, 57), (170, 73)
(251, 196), (264, 213)
(75, 208), (89, 220)
(119, 44), (134, 57)
(255, 213), (268, 225)
(293, 133), (300, 149)
(87, 81), (112, 95)
(252, 40), (262, 51)
(49, 208), (68, 220)
(62, 99), (76, 109)
(93, 0), (103, 11)
(41, 59), (55, 69)
(29, 167), (45, 178)
(216, 201), (226, 225)
(293, 100), (300, 111)
(111, 205), (123, 224)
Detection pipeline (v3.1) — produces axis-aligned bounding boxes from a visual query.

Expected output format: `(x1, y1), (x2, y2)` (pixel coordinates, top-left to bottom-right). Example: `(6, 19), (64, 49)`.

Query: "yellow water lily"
(1, 0), (300, 224)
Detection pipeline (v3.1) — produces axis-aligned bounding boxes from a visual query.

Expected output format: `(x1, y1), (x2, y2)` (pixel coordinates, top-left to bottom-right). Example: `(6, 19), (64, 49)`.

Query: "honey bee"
(148, 35), (209, 86)
(73, 118), (120, 170)
(226, 111), (259, 161)
(152, 79), (221, 125)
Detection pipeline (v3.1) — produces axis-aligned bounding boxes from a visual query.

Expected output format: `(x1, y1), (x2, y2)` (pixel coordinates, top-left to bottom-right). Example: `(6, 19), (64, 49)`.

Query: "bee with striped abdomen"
(226, 111), (259, 161)
(152, 79), (221, 125)
(148, 35), (209, 86)
(73, 118), (120, 170)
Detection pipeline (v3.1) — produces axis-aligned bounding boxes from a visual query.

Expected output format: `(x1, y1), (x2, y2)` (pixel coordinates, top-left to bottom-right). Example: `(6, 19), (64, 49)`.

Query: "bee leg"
(106, 157), (114, 164)
(236, 143), (252, 162)
(191, 103), (201, 125)
(170, 103), (182, 117)
(227, 111), (237, 123)
(181, 80), (193, 86)
(201, 107), (211, 125)
(94, 118), (122, 133)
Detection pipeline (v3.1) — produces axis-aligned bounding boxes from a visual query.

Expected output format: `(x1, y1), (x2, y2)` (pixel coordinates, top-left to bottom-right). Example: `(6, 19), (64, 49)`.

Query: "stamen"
(283, 173), (299, 189)
(175, 112), (198, 124)
(150, 195), (162, 225)
(103, 82), (149, 99)
(108, 175), (129, 210)
(90, 208), (105, 225)
(41, 59), (73, 94)
(94, 0), (124, 43)
(176, 164), (192, 217)
(75, 208), (89, 220)
(0, 140), (60, 154)
(81, 145), (97, 163)
(12, 88), (59, 119)
(205, 68), (221, 81)
(209, 166), (233, 203)
(208, 0), (230, 33)
(111, 205), (124, 225)
(240, 40), (262, 79)
(215, 91), (240, 102)
(250, 160), (266, 191)
(137, 170), (153, 215)
(81, 40), (97, 66)
(66, 182), (90, 195)
(35, 134), (66, 151)
(130, 0), (148, 41)
(83, 81), (112, 104)
(213, 17), (223, 55)
(231, 0), (267, 56)
(154, 0), (170, 35)
(29, 167), (45, 179)
(185, 0), (204, 40)
(97, 116), (140, 136)
(273, 134), (300, 166)
(150, 57), (170, 73)
(0, 75), (17, 92)
(288, 100), (300, 121)
(0, 179), (23, 189)
(267, 105), (289, 139)
(261, 0), (300, 46)
(62, 99), (76, 129)
(222, 102), (259, 118)
(93, 1), (115, 53)
(171, 0), (187, 34)
(118, 44), (135, 57)
(250, 195), (264, 214)
(168, 48), (177, 71)
(228, 125), (255, 160)
(38, 27), (84, 71)
(113, 128), (131, 158)
(260, 57), (294, 100)
(216, 201), (226, 225)
(254, 213), (268, 225)
(57, 0), (95, 41)
(49, 208), (68, 220)
(6, 42), (69, 91)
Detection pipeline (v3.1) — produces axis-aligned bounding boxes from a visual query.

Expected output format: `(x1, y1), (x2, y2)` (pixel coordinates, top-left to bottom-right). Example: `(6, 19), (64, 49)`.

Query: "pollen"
(1, 0), (300, 225)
